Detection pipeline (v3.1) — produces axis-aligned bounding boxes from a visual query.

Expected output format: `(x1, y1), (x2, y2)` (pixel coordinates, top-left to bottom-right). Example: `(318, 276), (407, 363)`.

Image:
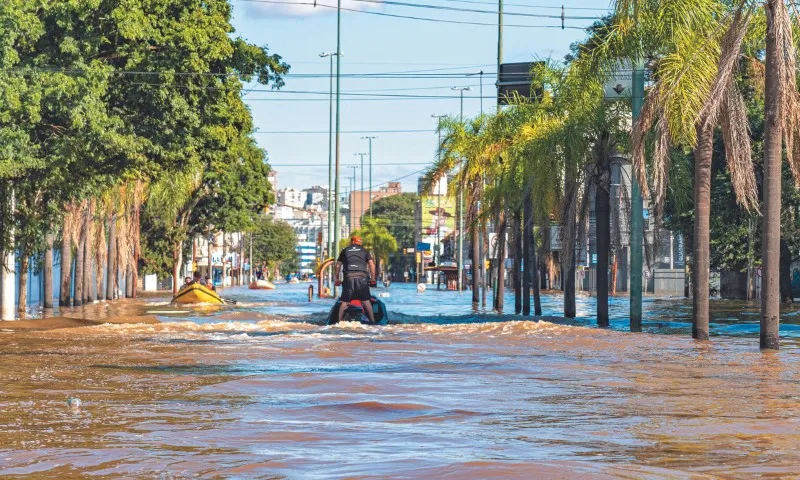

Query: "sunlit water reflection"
(1, 283), (799, 478)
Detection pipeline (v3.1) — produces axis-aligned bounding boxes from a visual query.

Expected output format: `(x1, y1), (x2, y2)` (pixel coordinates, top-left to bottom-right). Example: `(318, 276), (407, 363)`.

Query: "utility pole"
(320, 52), (342, 266)
(630, 62), (645, 332)
(354, 152), (367, 229)
(432, 114), (446, 290)
(362, 136), (377, 217)
(332, 0), (343, 297)
(453, 86), (470, 292)
(497, 0), (503, 87)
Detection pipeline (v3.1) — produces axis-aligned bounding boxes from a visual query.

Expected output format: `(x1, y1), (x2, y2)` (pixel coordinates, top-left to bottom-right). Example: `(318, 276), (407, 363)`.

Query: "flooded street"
(2, 284), (800, 478)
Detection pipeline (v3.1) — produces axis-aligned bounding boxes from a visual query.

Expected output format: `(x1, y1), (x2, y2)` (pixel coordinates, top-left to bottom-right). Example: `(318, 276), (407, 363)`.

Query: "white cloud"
(241, 0), (381, 18)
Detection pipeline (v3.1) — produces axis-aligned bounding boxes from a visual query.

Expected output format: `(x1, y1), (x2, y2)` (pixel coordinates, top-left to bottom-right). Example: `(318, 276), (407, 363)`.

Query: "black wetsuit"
(337, 245), (372, 302)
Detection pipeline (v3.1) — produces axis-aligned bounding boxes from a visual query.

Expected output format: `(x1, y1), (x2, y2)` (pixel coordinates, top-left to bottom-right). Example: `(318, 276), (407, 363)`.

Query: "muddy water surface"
(1, 284), (800, 479)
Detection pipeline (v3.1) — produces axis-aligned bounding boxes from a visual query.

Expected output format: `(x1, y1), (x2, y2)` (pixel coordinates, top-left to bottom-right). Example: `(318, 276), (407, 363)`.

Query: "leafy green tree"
(366, 193), (417, 249)
(251, 216), (297, 280)
(348, 218), (398, 280)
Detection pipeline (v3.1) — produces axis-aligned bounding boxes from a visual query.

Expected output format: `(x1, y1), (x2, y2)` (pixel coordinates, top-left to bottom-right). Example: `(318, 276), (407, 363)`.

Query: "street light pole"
(452, 86), (471, 292)
(362, 136), (377, 217)
(333, 0), (343, 296)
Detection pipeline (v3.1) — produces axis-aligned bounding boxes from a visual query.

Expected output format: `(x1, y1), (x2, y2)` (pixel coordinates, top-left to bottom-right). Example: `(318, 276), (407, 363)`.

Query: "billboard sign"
(420, 194), (456, 238)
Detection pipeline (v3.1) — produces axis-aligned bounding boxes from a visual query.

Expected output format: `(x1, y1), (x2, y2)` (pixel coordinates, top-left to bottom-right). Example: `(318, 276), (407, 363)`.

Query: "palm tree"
(147, 162), (205, 294)
(349, 217), (398, 280)
(601, 0), (760, 340)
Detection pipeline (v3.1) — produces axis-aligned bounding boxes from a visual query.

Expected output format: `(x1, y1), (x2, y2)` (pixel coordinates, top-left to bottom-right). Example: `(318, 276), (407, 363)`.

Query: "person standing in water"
(335, 235), (377, 323)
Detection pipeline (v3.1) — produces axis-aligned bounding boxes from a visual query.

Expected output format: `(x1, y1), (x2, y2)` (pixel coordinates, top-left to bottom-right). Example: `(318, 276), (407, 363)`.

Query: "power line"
(233, 0), (590, 29)
(256, 129), (431, 134)
(436, 0), (609, 11)
(269, 161), (431, 166)
(347, 0), (599, 20)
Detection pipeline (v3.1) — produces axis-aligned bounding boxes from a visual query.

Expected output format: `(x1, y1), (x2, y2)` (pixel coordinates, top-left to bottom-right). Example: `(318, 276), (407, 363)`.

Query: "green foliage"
(346, 218), (398, 270)
(251, 216), (297, 271)
(365, 193), (417, 249)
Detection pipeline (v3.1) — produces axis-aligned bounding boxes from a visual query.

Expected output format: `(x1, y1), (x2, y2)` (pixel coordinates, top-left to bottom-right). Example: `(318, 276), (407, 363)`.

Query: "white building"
(277, 188), (305, 209)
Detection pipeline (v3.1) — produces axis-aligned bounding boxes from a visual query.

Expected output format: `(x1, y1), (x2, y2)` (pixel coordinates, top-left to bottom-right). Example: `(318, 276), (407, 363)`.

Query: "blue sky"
(230, 0), (614, 194)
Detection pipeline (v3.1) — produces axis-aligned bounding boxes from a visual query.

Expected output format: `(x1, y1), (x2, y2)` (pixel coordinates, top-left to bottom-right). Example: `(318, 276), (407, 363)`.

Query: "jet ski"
(326, 296), (389, 325)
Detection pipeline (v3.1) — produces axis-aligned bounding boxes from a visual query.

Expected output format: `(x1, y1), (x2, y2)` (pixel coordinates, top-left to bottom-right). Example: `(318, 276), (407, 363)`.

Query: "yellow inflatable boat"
(171, 283), (225, 305)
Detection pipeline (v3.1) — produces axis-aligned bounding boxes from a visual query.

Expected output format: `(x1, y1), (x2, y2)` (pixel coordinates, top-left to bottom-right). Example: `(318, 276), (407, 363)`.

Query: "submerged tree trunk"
(132, 203), (141, 298)
(527, 198), (541, 316)
(74, 210), (87, 307)
(522, 198), (531, 316)
(692, 123), (714, 341)
(95, 222), (105, 302)
(208, 234), (213, 284)
(495, 209), (507, 314)
(482, 221), (488, 308)
(222, 233), (228, 288)
(513, 209), (522, 315)
(115, 235), (122, 298)
(83, 222), (93, 304)
(172, 240), (183, 294)
(43, 233), (54, 309)
(761, 0), (783, 350)
(472, 223), (480, 306)
(596, 163), (611, 328)
(126, 266), (134, 298)
(780, 238), (792, 303)
(17, 255), (28, 316)
(106, 216), (116, 301)
(59, 222), (73, 307)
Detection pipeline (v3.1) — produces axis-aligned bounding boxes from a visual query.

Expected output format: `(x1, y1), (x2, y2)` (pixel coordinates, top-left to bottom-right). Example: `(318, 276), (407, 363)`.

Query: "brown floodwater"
(2, 285), (800, 478)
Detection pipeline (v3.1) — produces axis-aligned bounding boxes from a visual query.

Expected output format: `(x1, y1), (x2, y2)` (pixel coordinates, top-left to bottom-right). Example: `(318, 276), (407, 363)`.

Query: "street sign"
(404, 247), (415, 254)
(416, 242), (431, 252)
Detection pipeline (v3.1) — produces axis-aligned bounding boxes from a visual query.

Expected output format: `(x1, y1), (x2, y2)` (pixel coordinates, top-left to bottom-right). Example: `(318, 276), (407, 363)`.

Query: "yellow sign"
(420, 195), (456, 237)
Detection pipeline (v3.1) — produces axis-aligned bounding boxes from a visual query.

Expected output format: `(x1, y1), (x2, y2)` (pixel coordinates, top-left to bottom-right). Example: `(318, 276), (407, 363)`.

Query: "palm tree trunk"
(106, 216), (116, 301)
(43, 233), (54, 309)
(596, 174), (611, 329)
(481, 221), (488, 308)
(95, 222), (105, 302)
(172, 240), (183, 294)
(59, 222), (73, 307)
(114, 235), (122, 298)
(513, 209), (522, 315)
(693, 123), (714, 341)
(17, 254), (28, 317)
(208, 235), (213, 283)
(761, 0), (783, 349)
(526, 196), (542, 316)
(522, 196), (531, 316)
(74, 210), (87, 307)
(125, 266), (133, 298)
(472, 223), (480, 306)
(495, 209), (507, 313)
(222, 233), (228, 288)
(84, 223), (94, 303)
(132, 203), (141, 298)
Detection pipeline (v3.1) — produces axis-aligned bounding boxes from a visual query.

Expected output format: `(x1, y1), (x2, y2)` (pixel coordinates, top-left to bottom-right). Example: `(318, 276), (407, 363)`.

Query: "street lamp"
(320, 52), (342, 286)
(361, 136), (377, 217)
(452, 87), (470, 292)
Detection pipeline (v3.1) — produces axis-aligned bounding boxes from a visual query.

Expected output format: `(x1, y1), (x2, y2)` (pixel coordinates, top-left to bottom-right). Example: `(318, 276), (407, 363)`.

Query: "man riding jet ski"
(326, 235), (388, 325)
(326, 296), (389, 325)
